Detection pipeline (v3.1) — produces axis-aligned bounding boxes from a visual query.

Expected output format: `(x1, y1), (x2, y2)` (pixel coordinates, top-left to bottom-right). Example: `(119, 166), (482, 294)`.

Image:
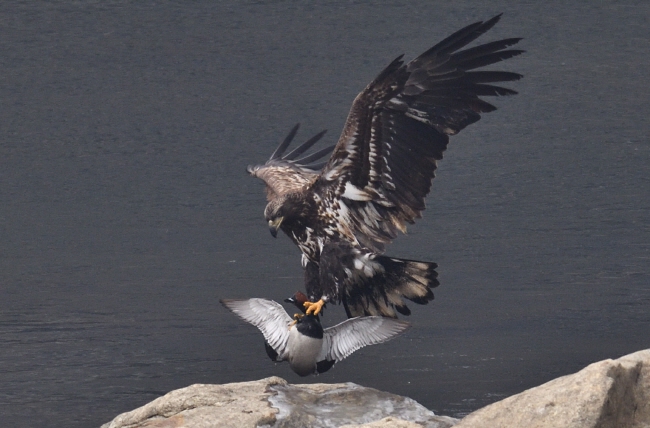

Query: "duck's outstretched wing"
(313, 15), (523, 252)
(247, 124), (334, 201)
(220, 298), (293, 360)
(319, 316), (410, 362)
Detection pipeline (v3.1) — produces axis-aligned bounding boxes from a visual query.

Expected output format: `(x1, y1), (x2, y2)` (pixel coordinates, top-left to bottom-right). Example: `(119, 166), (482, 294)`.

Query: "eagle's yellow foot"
(288, 313), (304, 329)
(303, 299), (325, 316)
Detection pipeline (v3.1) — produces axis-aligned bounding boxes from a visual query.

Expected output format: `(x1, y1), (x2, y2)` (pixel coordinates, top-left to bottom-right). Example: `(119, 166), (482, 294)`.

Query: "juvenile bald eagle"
(248, 15), (523, 318)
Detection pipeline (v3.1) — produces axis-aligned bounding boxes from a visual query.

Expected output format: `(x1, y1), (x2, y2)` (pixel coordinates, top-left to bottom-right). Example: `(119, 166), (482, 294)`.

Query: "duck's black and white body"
(220, 297), (410, 376)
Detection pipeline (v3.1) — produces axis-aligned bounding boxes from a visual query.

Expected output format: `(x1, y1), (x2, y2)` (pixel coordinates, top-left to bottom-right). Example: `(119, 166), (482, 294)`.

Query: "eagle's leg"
(288, 313), (304, 328)
(304, 299), (325, 316)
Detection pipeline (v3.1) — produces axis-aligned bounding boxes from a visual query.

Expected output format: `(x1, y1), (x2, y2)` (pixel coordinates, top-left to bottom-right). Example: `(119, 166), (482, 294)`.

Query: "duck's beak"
(268, 217), (283, 238)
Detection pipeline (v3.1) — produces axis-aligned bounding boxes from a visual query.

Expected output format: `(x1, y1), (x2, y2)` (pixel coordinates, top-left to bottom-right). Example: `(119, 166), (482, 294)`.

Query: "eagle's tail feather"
(343, 256), (439, 318)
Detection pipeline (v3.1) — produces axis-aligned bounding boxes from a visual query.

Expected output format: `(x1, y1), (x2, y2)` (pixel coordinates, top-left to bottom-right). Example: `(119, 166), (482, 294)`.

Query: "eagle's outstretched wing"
(247, 124), (334, 201)
(314, 14), (524, 252)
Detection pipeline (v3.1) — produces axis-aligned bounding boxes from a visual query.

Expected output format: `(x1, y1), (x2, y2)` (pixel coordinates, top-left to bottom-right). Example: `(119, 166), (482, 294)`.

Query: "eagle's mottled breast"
(282, 186), (357, 265)
(279, 192), (320, 261)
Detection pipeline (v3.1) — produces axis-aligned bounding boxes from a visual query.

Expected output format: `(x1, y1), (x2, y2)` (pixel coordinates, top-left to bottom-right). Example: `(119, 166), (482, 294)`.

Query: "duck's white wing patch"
(221, 298), (293, 360)
(320, 316), (410, 362)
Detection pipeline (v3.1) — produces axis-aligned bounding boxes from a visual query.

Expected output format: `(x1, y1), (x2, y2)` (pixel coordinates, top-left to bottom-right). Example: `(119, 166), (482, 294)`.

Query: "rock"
(453, 349), (650, 428)
(101, 377), (286, 428)
(102, 349), (650, 428)
(101, 377), (458, 428)
(268, 382), (457, 428)
(339, 415), (459, 428)
(339, 416), (427, 427)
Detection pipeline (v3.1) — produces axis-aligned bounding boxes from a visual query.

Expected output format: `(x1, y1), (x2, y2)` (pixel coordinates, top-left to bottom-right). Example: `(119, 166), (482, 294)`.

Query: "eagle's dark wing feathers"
(248, 124), (334, 200)
(314, 14), (523, 252)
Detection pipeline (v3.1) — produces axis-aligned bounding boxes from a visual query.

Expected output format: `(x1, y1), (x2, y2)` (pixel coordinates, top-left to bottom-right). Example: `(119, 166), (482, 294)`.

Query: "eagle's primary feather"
(248, 15), (523, 318)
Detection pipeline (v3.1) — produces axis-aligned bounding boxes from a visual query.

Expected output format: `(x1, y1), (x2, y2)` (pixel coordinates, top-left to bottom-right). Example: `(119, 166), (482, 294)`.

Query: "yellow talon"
(303, 299), (325, 316)
(288, 313), (304, 329)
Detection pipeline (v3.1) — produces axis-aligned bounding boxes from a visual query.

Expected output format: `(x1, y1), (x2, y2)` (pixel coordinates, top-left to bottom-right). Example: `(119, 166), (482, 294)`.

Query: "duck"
(220, 293), (410, 376)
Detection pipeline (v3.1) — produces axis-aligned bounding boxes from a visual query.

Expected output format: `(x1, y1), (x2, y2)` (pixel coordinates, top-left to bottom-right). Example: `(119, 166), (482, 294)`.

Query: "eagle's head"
(264, 193), (309, 238)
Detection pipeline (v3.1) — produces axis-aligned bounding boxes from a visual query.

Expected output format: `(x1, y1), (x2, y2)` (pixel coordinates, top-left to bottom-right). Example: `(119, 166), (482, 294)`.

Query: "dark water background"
(1, 1), (648, 427)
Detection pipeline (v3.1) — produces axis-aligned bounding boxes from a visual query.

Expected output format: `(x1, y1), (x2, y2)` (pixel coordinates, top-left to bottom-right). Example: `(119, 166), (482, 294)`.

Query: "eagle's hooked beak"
(268, 217), (283, 238)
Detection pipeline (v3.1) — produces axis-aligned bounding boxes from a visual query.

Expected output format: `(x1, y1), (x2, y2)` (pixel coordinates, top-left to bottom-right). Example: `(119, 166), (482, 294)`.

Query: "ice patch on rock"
(265, 382), (457, 428)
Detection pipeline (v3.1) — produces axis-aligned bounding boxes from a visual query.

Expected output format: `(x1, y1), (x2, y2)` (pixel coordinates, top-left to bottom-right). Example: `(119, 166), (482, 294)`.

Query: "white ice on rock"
(264, 382), (457, 428)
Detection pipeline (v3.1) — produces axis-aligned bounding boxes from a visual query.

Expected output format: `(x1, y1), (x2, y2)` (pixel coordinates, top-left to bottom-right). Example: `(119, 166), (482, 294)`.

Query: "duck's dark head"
(285, 291), (310, 312)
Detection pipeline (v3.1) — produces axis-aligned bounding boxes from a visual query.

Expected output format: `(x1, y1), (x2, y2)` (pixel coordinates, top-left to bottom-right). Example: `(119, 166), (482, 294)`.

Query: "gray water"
(1, 1), (648, 427)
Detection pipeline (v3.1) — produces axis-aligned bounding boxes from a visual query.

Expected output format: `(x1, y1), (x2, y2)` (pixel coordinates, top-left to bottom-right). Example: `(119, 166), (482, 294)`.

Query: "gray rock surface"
(102, 349), (650, 428)
(339, 417), (427, 428)
(454, 349), (650, 428)
(101, 377), (285, 428)
(268, 382), (457, 428)
(101, 377), (457, 428)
